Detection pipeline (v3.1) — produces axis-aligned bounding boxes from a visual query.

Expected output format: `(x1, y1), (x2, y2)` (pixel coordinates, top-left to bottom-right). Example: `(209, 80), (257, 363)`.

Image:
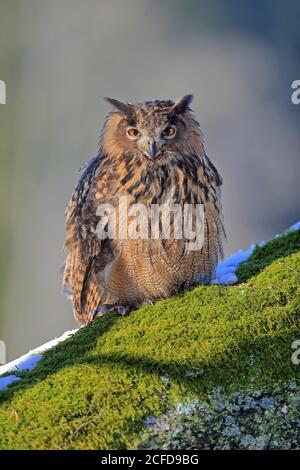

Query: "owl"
(63, 94), (225, 325)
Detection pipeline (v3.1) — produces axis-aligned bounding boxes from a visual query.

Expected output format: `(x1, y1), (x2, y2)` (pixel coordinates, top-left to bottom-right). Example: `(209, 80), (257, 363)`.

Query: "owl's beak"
(147, 139), (158, 158)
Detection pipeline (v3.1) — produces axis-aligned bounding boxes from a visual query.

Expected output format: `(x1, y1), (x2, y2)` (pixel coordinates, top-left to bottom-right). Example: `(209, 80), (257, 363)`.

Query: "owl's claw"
(91, 304), (129, 320)
(138, 299), (154, 307)
(91, 306), (110, 320)
(117, 306), (129, 316)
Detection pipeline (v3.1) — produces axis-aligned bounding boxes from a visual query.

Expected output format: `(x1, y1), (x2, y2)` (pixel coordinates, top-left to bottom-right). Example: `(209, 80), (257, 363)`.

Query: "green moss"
(0, 235), (300, 449)
(236, 228), (300, 283)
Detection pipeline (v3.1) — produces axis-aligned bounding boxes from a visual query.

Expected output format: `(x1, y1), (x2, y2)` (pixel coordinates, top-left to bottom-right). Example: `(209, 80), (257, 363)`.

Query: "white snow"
(213, 220), (299, 285)
(0, 375), (21, 390)
(0, 329), (78, 390)
(0, 221), (299, 391)
(289, 221), (300, 231)
(213, 243), (256, 284)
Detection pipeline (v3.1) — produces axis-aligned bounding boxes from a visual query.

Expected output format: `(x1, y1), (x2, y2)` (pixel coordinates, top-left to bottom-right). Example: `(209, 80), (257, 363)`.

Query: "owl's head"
(102, 95), (204, 160)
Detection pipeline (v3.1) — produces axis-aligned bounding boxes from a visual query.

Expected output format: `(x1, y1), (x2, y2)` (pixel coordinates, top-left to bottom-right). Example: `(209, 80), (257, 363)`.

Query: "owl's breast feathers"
(63, 150), (224, 324)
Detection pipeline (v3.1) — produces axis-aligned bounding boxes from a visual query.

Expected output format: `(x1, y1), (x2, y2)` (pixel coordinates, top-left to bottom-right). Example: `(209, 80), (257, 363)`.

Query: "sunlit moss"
(0, 231), (299, 449)
(236, 228), (300, 282)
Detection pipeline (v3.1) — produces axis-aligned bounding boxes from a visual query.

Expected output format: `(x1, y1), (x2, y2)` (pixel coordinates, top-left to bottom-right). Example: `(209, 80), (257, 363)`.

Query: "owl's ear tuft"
(172, 94), (194, 114)
(105, 97), (134, 117)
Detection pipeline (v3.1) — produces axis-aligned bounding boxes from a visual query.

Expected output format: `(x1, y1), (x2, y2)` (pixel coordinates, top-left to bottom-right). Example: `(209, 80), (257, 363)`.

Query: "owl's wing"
(63, 155), (106, 324)
(203, 153), (223, 188)
(65, 155), (101, 230)
(198, 154), (225, 280)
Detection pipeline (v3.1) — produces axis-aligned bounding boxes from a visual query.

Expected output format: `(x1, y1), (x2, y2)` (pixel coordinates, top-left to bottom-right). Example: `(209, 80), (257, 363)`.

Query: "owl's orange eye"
(161, 125), (177, 139)
(126, 127), (141, 140)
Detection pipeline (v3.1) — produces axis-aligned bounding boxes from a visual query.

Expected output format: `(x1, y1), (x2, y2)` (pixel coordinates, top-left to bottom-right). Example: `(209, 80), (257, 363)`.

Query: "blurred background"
(0, 0), (299, 361)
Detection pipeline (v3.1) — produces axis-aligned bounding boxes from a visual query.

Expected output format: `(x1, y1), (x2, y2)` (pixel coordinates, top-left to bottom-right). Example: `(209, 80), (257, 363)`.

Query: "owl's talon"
(92, 306), (109, 320)
(138, 299), (154, 307)
(117, 306), (129, 316)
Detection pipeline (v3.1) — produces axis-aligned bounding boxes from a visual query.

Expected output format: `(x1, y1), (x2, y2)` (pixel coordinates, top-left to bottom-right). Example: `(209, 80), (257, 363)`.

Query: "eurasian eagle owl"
(63, 94), (224, 324)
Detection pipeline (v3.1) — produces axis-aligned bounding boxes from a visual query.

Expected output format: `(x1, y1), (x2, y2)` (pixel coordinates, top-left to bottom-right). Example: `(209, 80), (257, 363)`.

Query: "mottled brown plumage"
(63, 95), (225, 324)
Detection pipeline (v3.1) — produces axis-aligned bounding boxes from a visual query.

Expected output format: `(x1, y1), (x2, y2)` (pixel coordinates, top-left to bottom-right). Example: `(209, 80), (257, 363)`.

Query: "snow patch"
(0, 329), (78, 389)
(213, 243), (256, 285)
(0, 375), (21, 390)
(213, 220), (300, 285)
(288, 221), (300, 232)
